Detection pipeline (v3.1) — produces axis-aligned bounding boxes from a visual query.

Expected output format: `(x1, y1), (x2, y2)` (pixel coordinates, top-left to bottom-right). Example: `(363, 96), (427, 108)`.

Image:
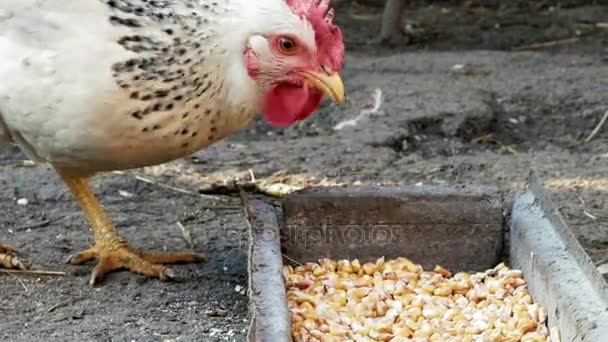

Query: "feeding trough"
(245, 176), (608, 342)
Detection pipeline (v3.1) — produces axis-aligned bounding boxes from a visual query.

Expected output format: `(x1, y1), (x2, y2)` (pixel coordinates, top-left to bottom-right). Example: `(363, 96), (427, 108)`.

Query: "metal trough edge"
(509, 176), (608, 341)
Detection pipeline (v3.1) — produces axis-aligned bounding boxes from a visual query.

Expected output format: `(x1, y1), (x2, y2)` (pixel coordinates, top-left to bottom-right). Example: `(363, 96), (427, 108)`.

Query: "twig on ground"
(334, 88), (384, 130)
(48, 297), (83, 313)
(15, 216), (65, 232)
(191, 158), (266, 166)
(596, 23), (608, 29)
(176, 221), (196, 249)
(7, 272), (28, 293)
(199, 180), (303, 198)
(112, 171), (225, 201)
(578, 195), (598, 221)
(471, 133), (496, 144)
(0, 269), (66, 277)
(282, 254), (303, 266)
(583, 211), (598, 221)
(512, 37), (580, 51)
(584, 110), (608, 143)
(199, 206), (241, 210)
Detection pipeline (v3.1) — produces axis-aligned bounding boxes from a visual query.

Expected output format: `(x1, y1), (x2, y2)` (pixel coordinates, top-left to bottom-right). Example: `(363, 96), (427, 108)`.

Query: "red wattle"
(261, 84), (323, 127)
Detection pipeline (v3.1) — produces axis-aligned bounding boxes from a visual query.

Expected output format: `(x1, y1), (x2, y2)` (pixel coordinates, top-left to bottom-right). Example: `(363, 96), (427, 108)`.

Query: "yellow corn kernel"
(337, 260), (352, 273)
(319, 258), (335, 271)
(327, 291), (347, 309)
(452, 313), (467, 322)
(375, 256), (385, 268)
(395, 257), (419, 273)
(449, 281), (470, 292)
(521, 332), (547, 342)
(375, 300), (389, 317)
(354, 276), (371, 288)
(300, 301), (315, 313)
(433, 286), (453, 297)
(434, 265), (452, 278)
(461, 336), (473, 342)
(405, 319), (420, 331)
(422, 306), (440, 319)
(312, 265), (326, 277)
(348, 287), (371, 299)
(413, 326), (432, 338)
(362, 262), (376, 276)
(328, 321), (348, 337)
(429, 332), (443, 342)
(517, 319), (538, 333)
(392, 325), (413, 337)
(309, 328), (324, 339)
(320, 335), (338, 342)
(368, 330), (392, 341)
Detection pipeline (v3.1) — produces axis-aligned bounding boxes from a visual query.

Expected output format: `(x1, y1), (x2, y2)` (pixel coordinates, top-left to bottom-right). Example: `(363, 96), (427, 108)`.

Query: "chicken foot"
(58, 172), (207, 285)
(0, 243), (26, 270)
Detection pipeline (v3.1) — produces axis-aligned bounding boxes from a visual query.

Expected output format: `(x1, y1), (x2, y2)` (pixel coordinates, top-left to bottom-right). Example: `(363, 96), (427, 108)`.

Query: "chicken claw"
(68, 241), (207, 285)
(0, 243), (27, 270)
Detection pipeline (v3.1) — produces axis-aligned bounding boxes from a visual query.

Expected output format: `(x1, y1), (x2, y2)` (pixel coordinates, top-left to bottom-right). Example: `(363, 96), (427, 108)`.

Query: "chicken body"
(0, 0), (344, 284)
(0, 0), (289, 173)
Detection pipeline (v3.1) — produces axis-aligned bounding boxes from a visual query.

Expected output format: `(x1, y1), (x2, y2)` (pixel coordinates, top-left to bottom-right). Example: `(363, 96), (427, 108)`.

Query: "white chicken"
(0, 0), (345, 284)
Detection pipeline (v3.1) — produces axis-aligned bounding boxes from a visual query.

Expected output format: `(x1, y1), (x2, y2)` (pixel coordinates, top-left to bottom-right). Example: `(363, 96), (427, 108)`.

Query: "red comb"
(285, 0), (344, 71)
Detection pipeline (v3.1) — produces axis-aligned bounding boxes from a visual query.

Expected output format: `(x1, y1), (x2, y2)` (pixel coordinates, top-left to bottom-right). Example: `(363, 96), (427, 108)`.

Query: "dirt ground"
(1, 1), (607, 341)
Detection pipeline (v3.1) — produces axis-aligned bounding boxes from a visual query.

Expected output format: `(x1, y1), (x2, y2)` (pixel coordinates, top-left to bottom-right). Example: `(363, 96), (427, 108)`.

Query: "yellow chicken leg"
(0, 243), (26, 270)
(59, 173), (207, 285)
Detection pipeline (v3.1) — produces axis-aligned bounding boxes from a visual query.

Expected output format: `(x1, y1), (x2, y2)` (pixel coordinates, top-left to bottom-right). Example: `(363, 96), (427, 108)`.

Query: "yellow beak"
(304, 71), (345, 104)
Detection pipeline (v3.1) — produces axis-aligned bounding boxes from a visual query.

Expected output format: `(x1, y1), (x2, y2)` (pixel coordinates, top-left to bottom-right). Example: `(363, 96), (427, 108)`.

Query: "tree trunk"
(379, 0), (406, 44)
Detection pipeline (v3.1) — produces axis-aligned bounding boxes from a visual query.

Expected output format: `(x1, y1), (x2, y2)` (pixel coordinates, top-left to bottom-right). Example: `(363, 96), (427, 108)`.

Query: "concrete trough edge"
(246, 199), (292, 342)
(509, 176), (608, 342)
(280, 185), (504, 272)
(247, 180), (608, 341)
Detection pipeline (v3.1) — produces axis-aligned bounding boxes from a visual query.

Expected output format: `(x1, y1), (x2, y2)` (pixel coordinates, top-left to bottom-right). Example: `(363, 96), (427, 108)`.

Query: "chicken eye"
(278, 37), (297, 54)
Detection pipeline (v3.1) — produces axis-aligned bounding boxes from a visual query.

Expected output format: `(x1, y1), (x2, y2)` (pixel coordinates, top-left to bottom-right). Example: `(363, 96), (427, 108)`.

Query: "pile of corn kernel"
(284, 257), (560, 342)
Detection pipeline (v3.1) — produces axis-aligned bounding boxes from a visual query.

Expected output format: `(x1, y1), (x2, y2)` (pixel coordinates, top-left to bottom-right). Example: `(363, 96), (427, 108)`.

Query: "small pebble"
(209, 328), (222, 337)
(451, 64), (466, 72)
(118, 190), (134, 198)
(205, 308), (228, 317)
